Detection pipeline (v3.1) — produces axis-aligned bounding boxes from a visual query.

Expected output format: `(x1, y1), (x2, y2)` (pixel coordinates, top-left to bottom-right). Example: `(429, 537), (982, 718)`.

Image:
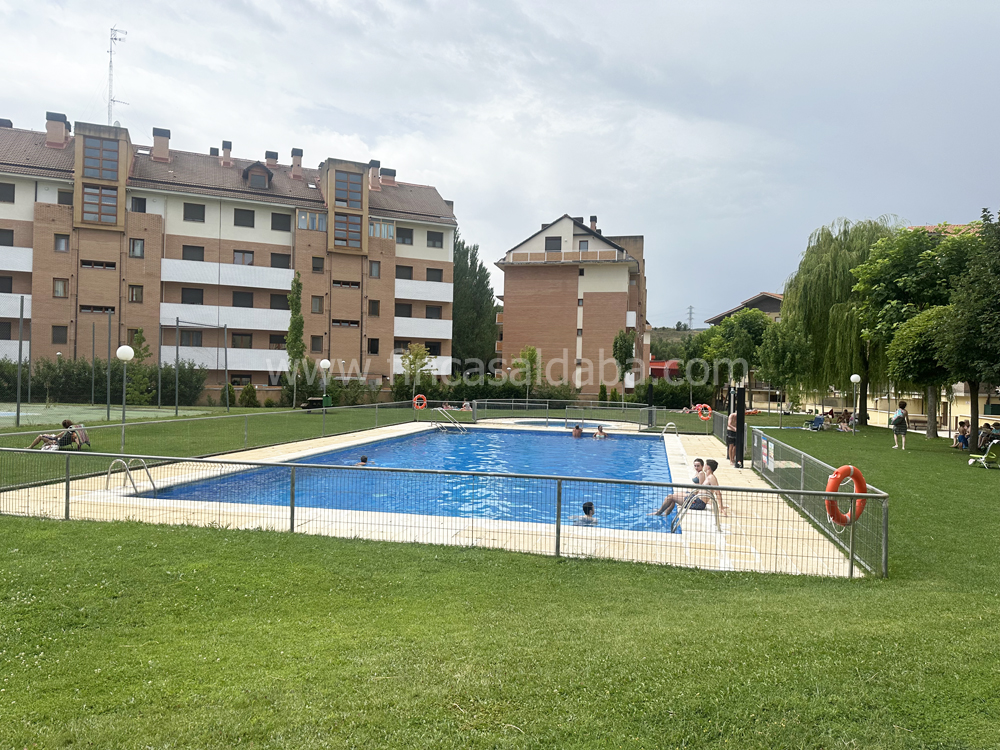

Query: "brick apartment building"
(0, 113), (456, 401)
(496, 215), (650, 395)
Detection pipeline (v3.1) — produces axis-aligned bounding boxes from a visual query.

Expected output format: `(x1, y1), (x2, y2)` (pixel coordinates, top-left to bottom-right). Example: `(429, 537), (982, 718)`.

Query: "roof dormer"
(242, 161), (273, 190)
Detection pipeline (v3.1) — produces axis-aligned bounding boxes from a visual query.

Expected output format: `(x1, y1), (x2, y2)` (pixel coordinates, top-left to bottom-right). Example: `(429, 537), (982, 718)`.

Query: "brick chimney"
(379, 167), (397, 186)
(291, 148), (303, 180)
(368, 160), (381, 191)
(590, 215), (598, 231)
(44, 112), (70, 148)
(265, 150), (278, 167)
(221, 141), (233, 167)
(151, 128), (170, 162)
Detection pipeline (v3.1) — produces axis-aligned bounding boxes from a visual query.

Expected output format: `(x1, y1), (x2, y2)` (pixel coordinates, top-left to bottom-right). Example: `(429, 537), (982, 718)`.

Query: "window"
(334, 170), (362, 208)
(183, 202), (206, 222)
(82, 136), (118, 180)
(52, 278), (69, 298)
(394, 340), (410, 354)
(331, 319), (360, 327)
(395, 302), (412, 318)
(233, 250), (254, 265)
(52, 325), (68, 344)
(271, 213), (291, 232)
(271, 253), (290, 269)
(395, 265), (413, 280)
(427, 231), (443, 248)
(0, 276), (11, 293)
(0, 183), (14, 203)
(182, 245), (204, 262)
(545, 237), (561, 252)
(369, 220), (394, 239)
(368, 299), (380, 317)
(630, 278), (637, 285)
(334, 213), (362, 248)
(311, 296), (324, 314)
(127, 328), (139, 345)
(425, 305), (442, 320)
(0, 321), (9, 340)
(54, 234), (69, 252)
(367, 338), (379, 355)
(230, 374), (252, 386)
(82, 185), (117, 224)
(369, 260), (380, 279)
(234, 209), (255, 228)
(298, 211), (327, 231)
(579, 268), (585, 276)
(128, 285), (144, 303)
(80, 260), (117, 270)
(180, 330), (203, 347)
(249, 173), (268, 189)
(269, 334), (287, 350)
(579, 240), (589, 250)
(396, 227), (413, 245)
(129, 238), (144, 258)
(79, 305), (115, 314)
(270, 293), (289, 310)
(130, 196), (146, 212)
(331, 279), (360, 289)
(58, 190), (74, 206)
(0, 229), (13, 246)
(231, 333), (253, 349)
(310, 335), (323, 353)
(577, 328), (583, 336)
(426, 342), (441, 356)
(312, 256), (325, 273)
(426, 268), (443, 282)
(578, 298), (584, 306)
(232, 291), (254, 308)
(181, 287), (204, 305)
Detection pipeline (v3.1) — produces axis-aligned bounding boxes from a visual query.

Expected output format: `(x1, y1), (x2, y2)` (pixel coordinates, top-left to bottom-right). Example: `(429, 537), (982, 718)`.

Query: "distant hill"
(649, 326), (707, 346)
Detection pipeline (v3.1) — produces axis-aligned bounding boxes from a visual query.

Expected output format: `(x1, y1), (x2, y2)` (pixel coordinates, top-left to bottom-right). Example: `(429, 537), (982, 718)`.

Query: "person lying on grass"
(27, 420), (77, 450)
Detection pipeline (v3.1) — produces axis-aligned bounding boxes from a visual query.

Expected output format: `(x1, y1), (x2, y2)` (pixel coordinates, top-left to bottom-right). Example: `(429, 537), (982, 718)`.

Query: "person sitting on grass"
(837, 410), (852, 432)
(951, 421), (969, 449)
(27, 420), (77, 450)
(977, 423), (995, 451)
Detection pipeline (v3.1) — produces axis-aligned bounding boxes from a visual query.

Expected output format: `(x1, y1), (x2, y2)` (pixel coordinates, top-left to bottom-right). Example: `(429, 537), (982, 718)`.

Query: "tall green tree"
(886, 307), (952, 438)
(286, 272), (305, 407)
(125, 328), (153, 405)
(401, 343), (432, 398)
(452, 230), (496, 371)
(781, 216), (899, 424)
(612, 330), (634, 394)
(515, 344), (541, 398)
(756, 319), (810, 427)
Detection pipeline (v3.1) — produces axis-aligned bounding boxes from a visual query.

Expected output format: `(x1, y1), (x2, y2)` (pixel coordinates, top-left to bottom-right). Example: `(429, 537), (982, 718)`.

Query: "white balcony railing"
(391, 353), (453, 376)
(160, 346), (289, 373)
(394, 279), (453, 303)
(393, 317), (453, 340)
(0, 340), (29, 361)
(0, 293), (31, 318)
(0, 246), (33, 273)
(161, 259), (294, 291)
(160, 303), (291, 332)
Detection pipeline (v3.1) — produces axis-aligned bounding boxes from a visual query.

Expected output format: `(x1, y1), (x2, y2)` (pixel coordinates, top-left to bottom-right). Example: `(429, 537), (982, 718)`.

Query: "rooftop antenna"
(108, 26), (128, 126)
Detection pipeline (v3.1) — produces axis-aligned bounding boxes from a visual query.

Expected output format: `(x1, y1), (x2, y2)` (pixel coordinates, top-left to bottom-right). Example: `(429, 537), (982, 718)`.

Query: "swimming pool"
(148, 428), (681, 533)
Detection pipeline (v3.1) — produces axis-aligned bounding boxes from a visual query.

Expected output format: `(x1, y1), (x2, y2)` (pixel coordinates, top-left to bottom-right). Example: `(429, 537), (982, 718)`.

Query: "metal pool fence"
(750, 428), (888, 577)
(0, 445), (879, 577)
(471, 400), (707, 431)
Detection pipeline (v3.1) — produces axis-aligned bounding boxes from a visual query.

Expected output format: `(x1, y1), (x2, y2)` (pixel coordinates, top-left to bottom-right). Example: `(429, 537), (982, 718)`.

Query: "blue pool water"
(150, 428), (681, 532)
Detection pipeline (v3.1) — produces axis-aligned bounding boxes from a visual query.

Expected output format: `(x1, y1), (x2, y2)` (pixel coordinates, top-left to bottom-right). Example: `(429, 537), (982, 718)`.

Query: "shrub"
(598, 383), (607, 402)
(238, 383), (260, 408)
(263, 397), (278, 408)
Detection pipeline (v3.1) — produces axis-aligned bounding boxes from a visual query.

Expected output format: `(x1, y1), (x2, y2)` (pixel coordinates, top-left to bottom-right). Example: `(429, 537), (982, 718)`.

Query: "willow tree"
(781, 217), (899, 424)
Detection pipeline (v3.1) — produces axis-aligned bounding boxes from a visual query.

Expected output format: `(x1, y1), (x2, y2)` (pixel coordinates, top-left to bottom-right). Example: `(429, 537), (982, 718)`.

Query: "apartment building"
(0, 113), (456, 400)
(496, 215), (650, 395)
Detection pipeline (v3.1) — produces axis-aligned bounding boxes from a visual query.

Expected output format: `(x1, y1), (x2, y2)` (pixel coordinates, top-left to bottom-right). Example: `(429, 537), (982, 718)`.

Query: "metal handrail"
(105, 457), (157, 497)
(433, 408), (468, 433)
(661, 421), (677, 436)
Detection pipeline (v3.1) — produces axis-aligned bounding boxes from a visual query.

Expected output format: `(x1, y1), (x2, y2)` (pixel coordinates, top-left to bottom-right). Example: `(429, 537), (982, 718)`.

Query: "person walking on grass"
(892, 400), (909, 450)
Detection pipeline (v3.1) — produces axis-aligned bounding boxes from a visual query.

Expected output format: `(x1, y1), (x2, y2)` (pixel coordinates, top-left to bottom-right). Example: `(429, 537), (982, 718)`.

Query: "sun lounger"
(969, 440), (1000, 469)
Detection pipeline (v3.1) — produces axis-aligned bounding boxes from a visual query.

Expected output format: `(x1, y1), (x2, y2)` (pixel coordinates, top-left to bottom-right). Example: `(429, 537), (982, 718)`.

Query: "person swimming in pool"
(571, 424), (583, 438)
(354, 455), (369, 466)
(572, 501), (598, 526)
(592, 425), (608, 439)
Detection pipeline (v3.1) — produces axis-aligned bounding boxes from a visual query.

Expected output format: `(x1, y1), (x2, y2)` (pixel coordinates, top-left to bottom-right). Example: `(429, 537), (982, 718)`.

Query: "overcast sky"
(4, 0), (999, 327)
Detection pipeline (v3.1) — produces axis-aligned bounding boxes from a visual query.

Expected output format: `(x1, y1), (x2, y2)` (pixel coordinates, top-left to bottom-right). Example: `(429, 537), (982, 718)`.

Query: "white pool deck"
(0, 421), (855, 577)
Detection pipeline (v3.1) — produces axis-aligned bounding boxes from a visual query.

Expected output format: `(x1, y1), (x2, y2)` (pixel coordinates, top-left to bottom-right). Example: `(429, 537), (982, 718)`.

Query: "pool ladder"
(434, 408), (468, 433)
(106, 458), (157, 498)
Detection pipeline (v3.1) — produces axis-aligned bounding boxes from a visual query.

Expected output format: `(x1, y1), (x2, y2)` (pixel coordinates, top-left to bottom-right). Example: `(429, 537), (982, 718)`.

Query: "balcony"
(394, 279), (453, 303)
(160, 303), (291, 331)
(161, 259), (294, 291)
(495, 312), (503, 324)
(0, 293), (31, 319)
(0, 340), (29, 361)
(161, 346), (289, 373)
(391, 353), (452, 376)
(626, 311), (637, 328)
(495, 340), (503, 353)
(393, 316), (453, 340)
(0, 246), (33, 274)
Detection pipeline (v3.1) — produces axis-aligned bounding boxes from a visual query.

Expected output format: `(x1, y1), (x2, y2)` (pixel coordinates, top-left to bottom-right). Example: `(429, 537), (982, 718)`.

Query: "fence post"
(800, 450), (805, 491)
(881, 498), (889, 579)
(848, 512), (856, 579)
(546, 403), (549, 428)
(375, 403), (379, 428)
(64, 454), (71, 520)
(289, 466), (296, 533)
(555, 479), (562, 557)
(322, 407), (326, 437)
(244, 414), (248, 449)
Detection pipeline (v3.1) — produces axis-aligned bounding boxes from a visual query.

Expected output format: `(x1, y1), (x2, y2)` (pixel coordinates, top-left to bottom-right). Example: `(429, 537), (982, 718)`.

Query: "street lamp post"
(117, 345), (135, 452)
(319, 359), (331, 436)
(850, 373), (861, 435)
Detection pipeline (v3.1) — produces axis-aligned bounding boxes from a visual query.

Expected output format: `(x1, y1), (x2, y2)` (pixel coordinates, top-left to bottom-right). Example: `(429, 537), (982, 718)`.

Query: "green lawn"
(2, 425), (999, 747)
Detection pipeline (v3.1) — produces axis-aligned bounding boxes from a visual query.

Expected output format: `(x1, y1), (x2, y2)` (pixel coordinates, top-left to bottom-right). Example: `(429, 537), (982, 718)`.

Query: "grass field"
(2, 424), (999, 747)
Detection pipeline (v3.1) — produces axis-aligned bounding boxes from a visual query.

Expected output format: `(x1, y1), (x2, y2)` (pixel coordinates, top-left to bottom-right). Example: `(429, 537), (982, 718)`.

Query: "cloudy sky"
(4, 0), (998, 327)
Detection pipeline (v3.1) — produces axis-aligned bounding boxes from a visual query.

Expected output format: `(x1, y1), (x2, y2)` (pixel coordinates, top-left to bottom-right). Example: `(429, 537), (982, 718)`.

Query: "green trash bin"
(322, 394), (332, 408)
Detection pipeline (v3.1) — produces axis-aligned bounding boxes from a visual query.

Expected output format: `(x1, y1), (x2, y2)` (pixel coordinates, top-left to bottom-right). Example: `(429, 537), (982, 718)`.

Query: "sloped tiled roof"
(0, 127), (75, 179)
(369, 182), (456, 226)
(705, 292), (783, 326)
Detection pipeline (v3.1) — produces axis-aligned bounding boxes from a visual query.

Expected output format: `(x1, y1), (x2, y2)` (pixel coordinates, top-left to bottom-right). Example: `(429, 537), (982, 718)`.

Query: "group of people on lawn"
(950, 420), (1000, 451)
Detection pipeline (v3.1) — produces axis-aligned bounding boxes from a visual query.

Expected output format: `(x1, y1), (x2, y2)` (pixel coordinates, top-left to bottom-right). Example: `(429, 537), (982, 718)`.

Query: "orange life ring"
(825, 465), (868, 526)
(697, 404), (712, 421)
(412, 394), (427, 410)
